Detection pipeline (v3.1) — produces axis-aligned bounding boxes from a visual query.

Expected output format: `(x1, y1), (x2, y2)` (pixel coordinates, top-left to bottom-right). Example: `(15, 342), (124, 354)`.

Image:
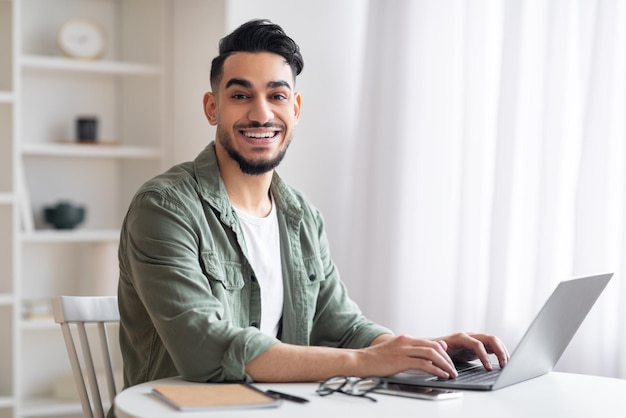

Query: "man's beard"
(217, 125), (291, 175)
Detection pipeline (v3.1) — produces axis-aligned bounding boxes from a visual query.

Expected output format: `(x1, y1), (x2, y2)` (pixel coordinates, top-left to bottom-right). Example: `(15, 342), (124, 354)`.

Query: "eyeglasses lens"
(317, 376), (345, 395)
(348, 377), (380, 395)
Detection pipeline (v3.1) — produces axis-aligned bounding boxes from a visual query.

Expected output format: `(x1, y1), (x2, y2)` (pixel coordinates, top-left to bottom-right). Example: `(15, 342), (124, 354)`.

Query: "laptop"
(387, 273), (613, 391)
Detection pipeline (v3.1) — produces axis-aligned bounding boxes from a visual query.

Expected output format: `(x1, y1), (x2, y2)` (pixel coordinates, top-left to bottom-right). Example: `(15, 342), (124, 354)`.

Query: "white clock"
(57, 18), (106, 60)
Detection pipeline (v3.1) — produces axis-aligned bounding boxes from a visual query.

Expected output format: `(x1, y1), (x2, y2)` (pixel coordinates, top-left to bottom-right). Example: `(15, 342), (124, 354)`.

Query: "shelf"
(20, 397), (83, 418)
(21, 54), (162, 76)
(0, 396), (14, 408)
(21, 142), (162, 159)
(20, 317), (56, 331)
(0, 192), (13, 204)
(21, 396), (112, 418)
(0, 91), (13, 103)
(0, 293), (13, 306)
(21, 229), (120, 243)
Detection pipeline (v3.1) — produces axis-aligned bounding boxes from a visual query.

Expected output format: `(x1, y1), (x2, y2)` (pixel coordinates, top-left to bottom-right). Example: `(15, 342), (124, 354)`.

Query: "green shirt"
(117, 142), (391, 388)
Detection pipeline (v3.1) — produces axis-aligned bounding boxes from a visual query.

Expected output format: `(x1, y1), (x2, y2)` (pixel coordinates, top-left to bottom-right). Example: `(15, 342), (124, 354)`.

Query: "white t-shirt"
(233, 199), (283, 337)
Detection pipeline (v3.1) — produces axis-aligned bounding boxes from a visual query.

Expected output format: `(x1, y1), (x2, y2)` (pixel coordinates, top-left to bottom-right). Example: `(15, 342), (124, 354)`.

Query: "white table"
(115, 372), (626, 418)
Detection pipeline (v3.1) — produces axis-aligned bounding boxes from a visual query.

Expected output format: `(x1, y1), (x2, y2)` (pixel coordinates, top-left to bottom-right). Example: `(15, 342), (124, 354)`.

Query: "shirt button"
(308, 274), (316, 281)
(251, 275), (257, 282)
(251, 322), (259, 328)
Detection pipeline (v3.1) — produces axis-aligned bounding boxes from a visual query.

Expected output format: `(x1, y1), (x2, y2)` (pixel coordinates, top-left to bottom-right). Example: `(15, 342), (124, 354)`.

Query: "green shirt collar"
(193, 142), (303, 222)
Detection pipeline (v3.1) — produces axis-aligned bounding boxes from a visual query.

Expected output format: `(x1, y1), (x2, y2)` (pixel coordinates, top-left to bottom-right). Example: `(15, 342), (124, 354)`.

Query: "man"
(117, 19), (508, 390)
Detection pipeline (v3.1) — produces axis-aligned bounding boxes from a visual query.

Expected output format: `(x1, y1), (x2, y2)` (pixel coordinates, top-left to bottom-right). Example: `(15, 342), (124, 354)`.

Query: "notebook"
(387, 273), (613, 390)
(152, 383), (282, 411)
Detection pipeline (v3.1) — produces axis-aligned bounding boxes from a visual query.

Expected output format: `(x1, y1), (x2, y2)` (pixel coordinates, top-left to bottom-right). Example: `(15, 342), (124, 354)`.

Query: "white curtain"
(346, 0), (625, 378)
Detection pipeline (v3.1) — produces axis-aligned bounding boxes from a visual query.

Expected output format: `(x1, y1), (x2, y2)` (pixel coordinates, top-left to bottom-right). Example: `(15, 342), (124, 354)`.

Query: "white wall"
(171, 0), (225, 163)
(171, 1), (372, 307)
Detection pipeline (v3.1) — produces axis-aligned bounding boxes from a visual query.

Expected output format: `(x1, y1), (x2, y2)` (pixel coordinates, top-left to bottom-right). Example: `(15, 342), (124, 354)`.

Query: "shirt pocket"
(303, 256), (326, 293)
(200, 252), (246, 318)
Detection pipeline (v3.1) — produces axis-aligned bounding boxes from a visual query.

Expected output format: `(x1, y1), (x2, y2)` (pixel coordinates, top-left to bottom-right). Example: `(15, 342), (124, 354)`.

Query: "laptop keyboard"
(437, 364), (502, 385)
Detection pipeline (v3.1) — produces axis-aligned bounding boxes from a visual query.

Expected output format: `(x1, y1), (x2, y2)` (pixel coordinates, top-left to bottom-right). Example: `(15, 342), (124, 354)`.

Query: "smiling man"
(116, 19), (508, 397)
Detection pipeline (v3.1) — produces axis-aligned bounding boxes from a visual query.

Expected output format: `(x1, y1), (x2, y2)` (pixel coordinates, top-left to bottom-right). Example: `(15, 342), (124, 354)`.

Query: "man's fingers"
(487, 338), (510, 367)
(410, 345), (458, 379)
(442, 332), (510, 371)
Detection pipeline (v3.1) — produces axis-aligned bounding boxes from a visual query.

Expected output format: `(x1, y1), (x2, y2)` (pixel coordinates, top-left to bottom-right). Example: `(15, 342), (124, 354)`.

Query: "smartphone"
(374, 382), (463, 401)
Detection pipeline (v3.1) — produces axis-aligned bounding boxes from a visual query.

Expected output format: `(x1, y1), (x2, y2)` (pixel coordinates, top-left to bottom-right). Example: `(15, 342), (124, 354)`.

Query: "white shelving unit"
(1, 1), (170, 417)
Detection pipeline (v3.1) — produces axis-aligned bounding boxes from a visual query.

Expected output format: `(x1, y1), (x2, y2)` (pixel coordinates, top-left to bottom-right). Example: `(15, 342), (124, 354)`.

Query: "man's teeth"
(243, 131), (277, 138)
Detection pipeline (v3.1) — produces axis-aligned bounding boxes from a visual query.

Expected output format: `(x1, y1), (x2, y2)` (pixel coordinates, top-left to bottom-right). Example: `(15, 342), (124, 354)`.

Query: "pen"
(266, 389), (310, 404)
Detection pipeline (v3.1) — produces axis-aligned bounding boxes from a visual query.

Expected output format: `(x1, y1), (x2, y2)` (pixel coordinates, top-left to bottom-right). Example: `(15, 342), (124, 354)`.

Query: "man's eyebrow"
(225, 78), (252, 89)
(224, 78), (292, 90)
(268, 80), (292, 90)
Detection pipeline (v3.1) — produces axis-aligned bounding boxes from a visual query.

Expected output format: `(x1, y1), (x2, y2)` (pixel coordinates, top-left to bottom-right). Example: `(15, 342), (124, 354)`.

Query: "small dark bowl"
(44, 202), (86, 230)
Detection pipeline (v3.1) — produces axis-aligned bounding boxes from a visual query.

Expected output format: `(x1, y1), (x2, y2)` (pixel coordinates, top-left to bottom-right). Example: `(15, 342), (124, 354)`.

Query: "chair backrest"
(52, 296), (120, 418)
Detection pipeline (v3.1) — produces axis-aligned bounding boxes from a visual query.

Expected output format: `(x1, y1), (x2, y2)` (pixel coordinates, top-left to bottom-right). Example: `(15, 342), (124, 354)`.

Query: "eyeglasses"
(316, 376), (384, 402)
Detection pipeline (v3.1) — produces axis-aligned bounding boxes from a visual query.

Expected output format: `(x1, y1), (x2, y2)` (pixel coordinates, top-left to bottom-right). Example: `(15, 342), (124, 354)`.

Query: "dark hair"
(210, 19), (304, 91)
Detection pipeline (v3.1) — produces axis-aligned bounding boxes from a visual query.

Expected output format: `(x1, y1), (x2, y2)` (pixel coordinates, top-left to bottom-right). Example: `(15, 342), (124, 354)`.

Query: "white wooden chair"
(52, 296), (120, 418)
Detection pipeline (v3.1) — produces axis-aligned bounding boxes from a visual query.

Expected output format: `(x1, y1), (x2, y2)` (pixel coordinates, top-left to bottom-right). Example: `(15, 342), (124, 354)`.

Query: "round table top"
(114, 372), (626, 418)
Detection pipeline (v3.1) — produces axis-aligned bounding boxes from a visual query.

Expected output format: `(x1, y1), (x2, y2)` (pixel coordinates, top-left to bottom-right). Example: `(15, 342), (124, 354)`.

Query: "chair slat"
(52, 296), (119, 418)
(60, 322), (94, 418)
(78, 322), (105, 418)
(98, 322), (117, 406)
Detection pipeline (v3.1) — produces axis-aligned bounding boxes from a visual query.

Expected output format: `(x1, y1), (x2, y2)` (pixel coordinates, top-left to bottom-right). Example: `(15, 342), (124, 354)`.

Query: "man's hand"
(360, 334), (459, 379)
(436, 332), (510, 371)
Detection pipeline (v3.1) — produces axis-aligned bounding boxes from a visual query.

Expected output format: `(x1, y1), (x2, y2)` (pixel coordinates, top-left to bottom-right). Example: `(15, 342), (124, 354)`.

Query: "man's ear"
(203, 92), (218, 126)
(293, 92), (302, 125)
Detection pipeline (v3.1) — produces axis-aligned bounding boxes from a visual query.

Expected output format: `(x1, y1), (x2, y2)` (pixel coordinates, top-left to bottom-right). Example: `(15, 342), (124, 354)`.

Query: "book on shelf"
(152, 383), (282, 411)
